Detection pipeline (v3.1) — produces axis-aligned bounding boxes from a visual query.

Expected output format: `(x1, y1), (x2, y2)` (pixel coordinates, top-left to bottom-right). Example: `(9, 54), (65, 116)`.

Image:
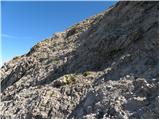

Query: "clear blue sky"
(1, 1), (117, 66)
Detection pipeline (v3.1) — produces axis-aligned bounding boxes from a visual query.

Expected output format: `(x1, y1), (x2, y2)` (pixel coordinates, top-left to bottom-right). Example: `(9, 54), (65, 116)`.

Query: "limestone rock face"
(0, 1), (159, 119)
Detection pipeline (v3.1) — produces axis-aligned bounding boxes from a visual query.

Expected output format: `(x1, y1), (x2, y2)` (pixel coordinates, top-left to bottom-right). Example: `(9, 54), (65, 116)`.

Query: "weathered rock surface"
(0, 1), (159, 119)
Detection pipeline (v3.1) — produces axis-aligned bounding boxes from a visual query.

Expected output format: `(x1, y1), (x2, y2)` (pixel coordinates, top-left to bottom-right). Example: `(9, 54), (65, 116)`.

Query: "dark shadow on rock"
(35, 1), (158, 86)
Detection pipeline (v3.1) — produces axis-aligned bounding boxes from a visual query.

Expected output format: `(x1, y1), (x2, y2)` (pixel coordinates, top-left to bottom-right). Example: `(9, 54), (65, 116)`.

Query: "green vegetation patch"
(63, 75), (76, 85)
(83, 71), (91, 77)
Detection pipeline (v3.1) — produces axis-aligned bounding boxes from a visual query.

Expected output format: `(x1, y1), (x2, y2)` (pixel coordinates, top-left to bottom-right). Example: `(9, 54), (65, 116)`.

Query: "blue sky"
(1, 1), (117, 66)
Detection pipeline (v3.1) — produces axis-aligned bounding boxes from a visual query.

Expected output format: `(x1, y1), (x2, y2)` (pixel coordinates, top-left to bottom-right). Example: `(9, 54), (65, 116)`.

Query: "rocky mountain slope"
(0, 1), (159, 119)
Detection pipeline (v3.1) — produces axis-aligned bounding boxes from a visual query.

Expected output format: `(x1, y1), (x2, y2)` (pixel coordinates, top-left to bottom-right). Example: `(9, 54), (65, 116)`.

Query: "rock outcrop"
(0, 1), (159, 119)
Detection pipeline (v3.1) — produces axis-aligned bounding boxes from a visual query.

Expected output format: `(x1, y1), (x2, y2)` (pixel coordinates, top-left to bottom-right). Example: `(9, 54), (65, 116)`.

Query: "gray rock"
(0, 1), (158, 119)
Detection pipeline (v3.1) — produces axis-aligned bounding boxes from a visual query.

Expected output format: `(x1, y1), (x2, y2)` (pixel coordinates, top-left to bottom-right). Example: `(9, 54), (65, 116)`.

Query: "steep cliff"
(0, 1), (159, 119)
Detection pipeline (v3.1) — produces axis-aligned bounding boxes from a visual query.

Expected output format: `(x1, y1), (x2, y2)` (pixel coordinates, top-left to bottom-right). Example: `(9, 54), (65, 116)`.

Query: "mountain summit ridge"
(0, 1), (159, 119)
